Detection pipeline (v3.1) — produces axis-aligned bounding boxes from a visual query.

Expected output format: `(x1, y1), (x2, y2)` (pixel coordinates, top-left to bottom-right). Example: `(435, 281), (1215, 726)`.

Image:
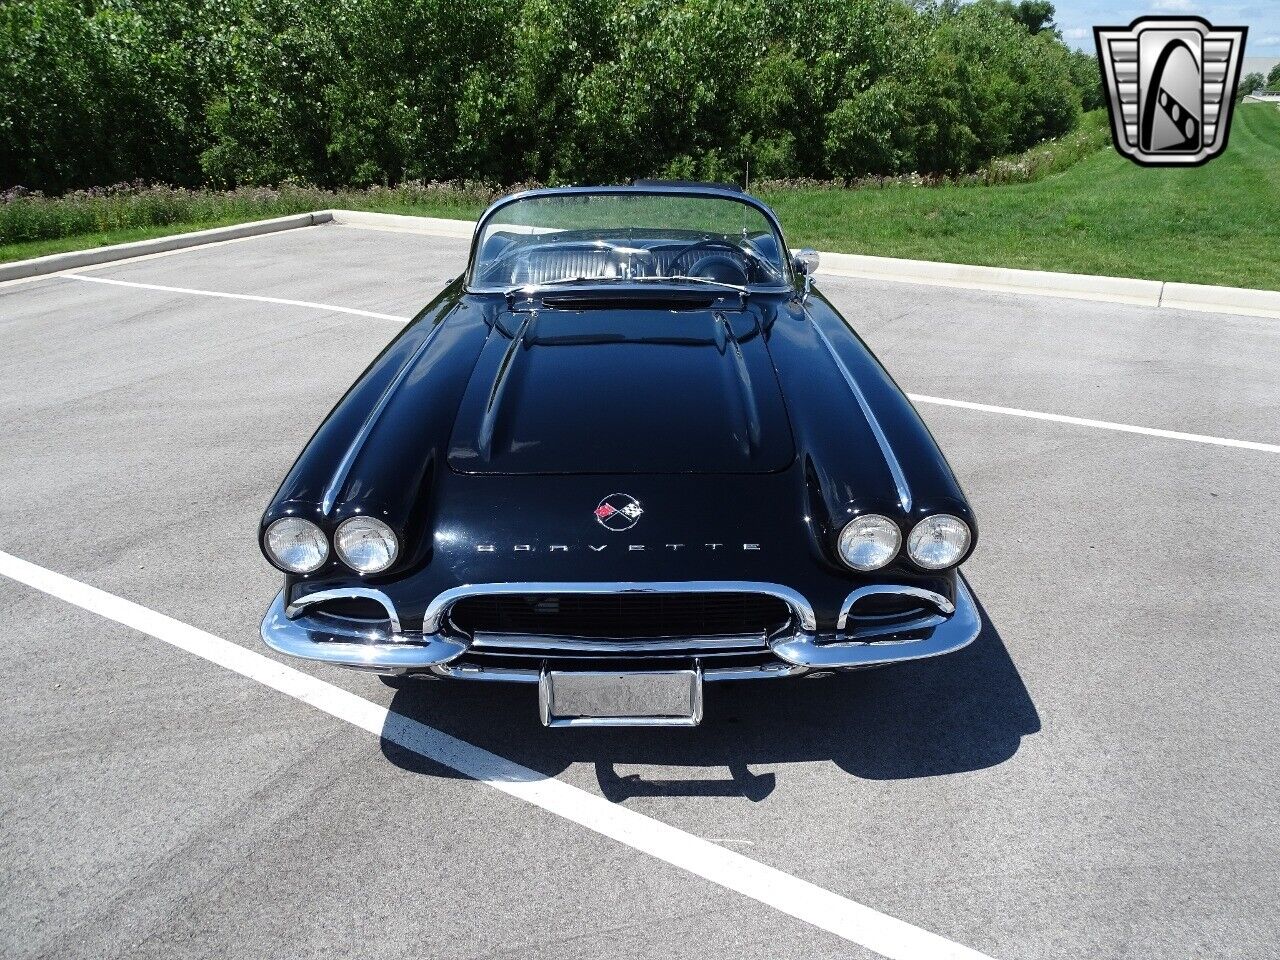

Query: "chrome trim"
(262, 578), (978, 676)
(321, 313), (452, 515)
(429, 661), (808, 683)
(707, 662), (808, 681)
(837, 584), (954, 641)
(423, 580), (818, 636)
(770, 578), (980, 669)
(471, 632), (768, 654)
(262, 590), (466, 671)
(808, 316), (913, 513)
(285, 586), (403, 634)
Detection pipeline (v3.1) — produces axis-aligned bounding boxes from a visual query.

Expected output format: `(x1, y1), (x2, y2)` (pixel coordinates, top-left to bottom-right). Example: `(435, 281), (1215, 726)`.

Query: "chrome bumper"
(769, 579), (980, 668)
(260, 590), (468, 670)
(260, 577), (980, 674)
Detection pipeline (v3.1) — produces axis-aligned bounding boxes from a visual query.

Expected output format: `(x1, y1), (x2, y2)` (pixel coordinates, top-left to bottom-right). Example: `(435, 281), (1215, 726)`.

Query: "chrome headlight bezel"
(334, 516), (399, 574)
(263, 516), (329, 574)
(837, 514), (902, 572)
(906, 514), (972, 570)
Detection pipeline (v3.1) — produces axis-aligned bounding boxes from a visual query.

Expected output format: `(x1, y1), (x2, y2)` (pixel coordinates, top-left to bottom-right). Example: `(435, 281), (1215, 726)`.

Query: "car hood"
(263, 285), (975, 600)
(446, 305), (795, 474)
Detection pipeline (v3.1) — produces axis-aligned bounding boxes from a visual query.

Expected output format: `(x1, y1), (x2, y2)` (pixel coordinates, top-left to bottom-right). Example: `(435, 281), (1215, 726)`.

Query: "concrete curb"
(812, 250), (1165, 308)
(0, 211), (331, 283)
(325, 210), (1278, 319)
(4, 207), (1277, 320)
(325, 208), (474, 238)
(1160, 282), (1280, 319)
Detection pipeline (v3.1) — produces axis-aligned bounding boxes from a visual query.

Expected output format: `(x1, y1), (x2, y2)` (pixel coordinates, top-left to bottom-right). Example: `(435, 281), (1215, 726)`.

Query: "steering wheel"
(685, 254), (749, 286)
(662, 238), (755, 285)
(664, 237), (749, 265)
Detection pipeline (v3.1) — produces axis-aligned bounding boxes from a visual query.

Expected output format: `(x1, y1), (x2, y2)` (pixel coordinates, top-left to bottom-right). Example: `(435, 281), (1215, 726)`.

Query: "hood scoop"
(448, 307), (795, 475)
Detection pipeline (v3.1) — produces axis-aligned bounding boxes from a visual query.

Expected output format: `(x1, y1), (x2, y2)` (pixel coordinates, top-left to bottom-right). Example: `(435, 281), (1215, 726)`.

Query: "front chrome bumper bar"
(261, 577), (981, 674)
(260, 590), (468, 670)
(770, 580), (980, 668)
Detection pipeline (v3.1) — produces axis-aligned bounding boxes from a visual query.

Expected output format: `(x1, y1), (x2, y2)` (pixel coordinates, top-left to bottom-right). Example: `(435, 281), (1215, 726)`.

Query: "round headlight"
(264, 517), (329, 574)
(335, 516), (399, 574)
(837, 514), (901, 571)
(907, 514), (972, 570)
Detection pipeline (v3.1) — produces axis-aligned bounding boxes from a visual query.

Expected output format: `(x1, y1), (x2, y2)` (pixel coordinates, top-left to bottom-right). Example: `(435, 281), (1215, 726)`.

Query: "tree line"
(1, 0), (1101, 193)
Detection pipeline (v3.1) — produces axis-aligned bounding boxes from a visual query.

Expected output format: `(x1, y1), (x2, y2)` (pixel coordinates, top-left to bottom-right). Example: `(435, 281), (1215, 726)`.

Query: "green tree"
(1238, 72), (1265, 102)
(1, 0), (1094, 190)
(1267, 63), (1280, 91)
(983, 0), (1058, 36)
(1067, 50), (1104, 112)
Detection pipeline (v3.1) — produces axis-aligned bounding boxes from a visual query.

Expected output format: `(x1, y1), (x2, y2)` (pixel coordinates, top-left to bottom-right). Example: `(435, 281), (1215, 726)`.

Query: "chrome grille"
(447, 591), (791, 640)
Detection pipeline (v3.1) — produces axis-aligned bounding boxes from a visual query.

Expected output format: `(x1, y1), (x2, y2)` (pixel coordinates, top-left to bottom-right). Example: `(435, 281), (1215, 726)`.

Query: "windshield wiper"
(628, 275), (749, 294)
(504, 275), (628, 297)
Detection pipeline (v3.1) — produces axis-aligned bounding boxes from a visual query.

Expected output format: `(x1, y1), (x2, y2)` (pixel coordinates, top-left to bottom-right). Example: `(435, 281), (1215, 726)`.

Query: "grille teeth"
(448, 592), (791, 640)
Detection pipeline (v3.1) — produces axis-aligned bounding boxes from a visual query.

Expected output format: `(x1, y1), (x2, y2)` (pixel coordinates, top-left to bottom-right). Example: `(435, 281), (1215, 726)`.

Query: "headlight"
(335, 516), (398, 574)
(907, 514), (971, 570)
(837, 514), (901, 571)
(264, 517), (329, 574)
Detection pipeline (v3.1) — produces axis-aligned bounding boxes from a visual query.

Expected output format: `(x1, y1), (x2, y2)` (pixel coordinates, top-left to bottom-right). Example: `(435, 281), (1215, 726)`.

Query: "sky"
(1051, 1), (1280, 58)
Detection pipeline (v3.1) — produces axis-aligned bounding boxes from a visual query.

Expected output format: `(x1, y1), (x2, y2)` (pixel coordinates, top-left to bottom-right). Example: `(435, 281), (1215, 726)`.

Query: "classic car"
(259, 183), (979, 727)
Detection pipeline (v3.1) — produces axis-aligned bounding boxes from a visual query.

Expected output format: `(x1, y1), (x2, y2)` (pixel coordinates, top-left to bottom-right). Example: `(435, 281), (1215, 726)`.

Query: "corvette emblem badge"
(1094, 16), (1247, 167)
(594, 493), (644, 531)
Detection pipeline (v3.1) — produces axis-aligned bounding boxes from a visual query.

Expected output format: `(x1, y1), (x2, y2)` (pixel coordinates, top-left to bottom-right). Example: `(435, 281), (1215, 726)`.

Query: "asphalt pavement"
(1, 223), (1277, 960)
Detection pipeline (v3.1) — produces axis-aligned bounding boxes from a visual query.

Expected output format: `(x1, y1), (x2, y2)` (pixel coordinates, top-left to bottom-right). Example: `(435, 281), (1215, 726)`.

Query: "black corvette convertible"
(259, 184), (979, 726)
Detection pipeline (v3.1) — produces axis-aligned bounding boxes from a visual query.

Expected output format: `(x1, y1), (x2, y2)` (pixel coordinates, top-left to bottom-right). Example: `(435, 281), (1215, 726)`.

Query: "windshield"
(469, 191), (790, 292)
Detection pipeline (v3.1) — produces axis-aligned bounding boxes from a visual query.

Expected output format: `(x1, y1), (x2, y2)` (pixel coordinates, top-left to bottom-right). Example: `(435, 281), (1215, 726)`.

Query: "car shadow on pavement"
(379, 595), (1039, 800)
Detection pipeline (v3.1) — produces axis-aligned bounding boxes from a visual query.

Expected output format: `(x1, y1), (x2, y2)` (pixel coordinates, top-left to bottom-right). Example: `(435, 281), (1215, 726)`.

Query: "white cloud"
(1150, 0), (1195, 11)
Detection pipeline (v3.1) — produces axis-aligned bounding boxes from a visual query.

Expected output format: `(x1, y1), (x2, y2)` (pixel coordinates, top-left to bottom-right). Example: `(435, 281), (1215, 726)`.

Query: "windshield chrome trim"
(465, 185), (795, 292)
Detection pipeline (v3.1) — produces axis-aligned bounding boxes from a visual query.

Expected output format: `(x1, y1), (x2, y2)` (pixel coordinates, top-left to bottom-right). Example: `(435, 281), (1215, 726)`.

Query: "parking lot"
(2, 221), (1277, 960)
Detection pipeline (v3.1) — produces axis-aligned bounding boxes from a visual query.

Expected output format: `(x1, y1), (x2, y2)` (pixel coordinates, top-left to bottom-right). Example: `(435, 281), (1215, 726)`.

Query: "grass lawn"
(3, 105), (1276, 289)
(762, 102), (1279, 290)
(0, 216), (263, 264)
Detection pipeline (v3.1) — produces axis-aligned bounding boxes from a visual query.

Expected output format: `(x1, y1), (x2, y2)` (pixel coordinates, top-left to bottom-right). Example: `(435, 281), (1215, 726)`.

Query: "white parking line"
(57, 273), (1280, 455)
(907, 394), (1280, 454)
(62, 274), (412, 323)
(0, 549), (995, 960)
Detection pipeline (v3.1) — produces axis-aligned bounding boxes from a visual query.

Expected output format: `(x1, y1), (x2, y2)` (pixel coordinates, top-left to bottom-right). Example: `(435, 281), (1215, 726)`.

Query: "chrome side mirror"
(792, 249), (820, 276)
(792, 249), (819, 298)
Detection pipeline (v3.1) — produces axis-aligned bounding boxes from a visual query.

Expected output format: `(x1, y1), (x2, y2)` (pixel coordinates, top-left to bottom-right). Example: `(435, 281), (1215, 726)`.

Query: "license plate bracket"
(538, 664), (703, 728)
